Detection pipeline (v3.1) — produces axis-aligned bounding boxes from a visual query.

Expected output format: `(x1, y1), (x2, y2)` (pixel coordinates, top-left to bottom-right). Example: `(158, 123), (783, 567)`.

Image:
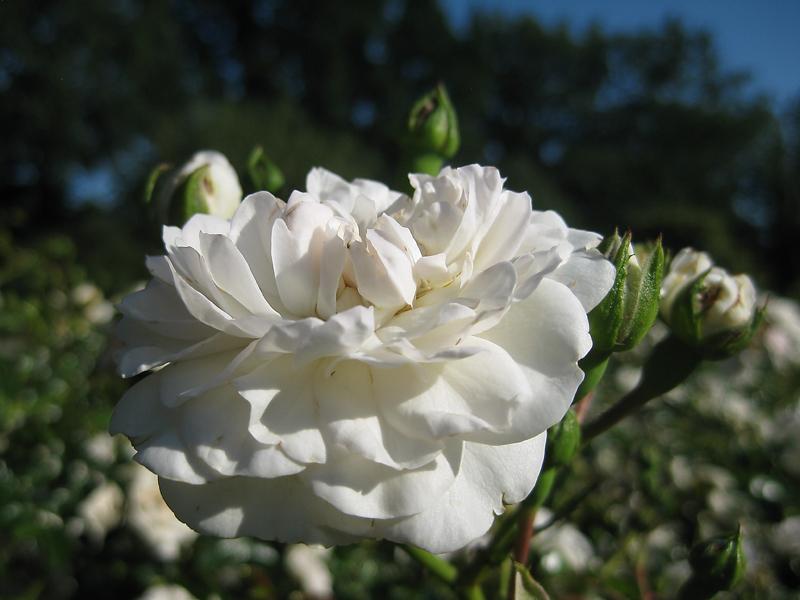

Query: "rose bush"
(110, 164), (614, 553)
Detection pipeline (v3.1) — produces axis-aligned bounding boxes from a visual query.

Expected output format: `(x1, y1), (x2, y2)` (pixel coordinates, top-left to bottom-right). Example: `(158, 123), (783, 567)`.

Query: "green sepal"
(171, 165), (211, 224)
(143, 162), (171, 205)
(247, 145), (284, 194)
(575, 351), (609, 401)
(702, 303), (766, 360)
(617, 236), (664, 350)
(668, 268), (711, 345)
(587, 229), (631, 354)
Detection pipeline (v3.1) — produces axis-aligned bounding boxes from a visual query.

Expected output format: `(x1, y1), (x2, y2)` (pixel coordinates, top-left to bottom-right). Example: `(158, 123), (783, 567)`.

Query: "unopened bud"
(408, 83), (460, 161)
(154, 151), (242, 224)
(588, 230), (664, 354)
(661, 248), (761, 359)
(679, 527), (746, 598)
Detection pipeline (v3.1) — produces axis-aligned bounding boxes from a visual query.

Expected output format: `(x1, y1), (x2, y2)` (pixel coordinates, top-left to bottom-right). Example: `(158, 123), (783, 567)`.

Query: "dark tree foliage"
(2, 0), (798, 291)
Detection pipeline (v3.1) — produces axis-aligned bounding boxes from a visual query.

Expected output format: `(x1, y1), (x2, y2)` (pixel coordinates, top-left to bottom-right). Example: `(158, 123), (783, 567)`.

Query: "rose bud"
(149, 150), (243, 224)
(661, 248), (762, 359)
(407, 83), (460, 174)
(589, 230), (664, 354)
(679, 527), (746, 599)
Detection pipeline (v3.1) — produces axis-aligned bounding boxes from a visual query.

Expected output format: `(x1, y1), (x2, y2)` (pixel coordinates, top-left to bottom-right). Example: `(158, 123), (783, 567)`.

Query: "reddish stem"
(574, 391), (595, 424)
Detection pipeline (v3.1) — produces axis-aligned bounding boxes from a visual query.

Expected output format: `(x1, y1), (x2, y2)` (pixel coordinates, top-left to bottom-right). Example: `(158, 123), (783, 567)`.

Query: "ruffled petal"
(547, 248), (616, 312)
(159, 475), (355, 546)
(373, 339), (527, 441)
(176, 387), (304, 478)
(314, 360), (443, 470)
(300, 443), (461, 520)
(233, 357), (327, 465)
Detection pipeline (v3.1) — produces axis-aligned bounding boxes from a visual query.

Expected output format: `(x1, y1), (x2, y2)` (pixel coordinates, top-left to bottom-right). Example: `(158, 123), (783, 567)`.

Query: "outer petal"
(118, 278), (215, 342)
(176, 387), (304, 478)
(300, 443), (460, 520)
(314, 360), (443, 470)
(479, 278), (592, 440)
(372, 339), (526, 441)
(233, 357), (327, 465)
(159, 475), (355, 546)
(376, 435), (546, 553)
(547, 248), (616, 312)
(109, 374), (209, 484)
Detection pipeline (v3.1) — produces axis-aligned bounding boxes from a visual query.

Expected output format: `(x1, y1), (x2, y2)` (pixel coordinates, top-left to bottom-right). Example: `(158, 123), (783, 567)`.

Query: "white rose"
(111, 164), (615, 553)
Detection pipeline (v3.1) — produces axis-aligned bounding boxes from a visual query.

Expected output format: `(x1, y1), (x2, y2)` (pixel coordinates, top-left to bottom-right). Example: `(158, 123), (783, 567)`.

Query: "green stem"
(402, 545), (457, 584)
(458, 510), (519, 587)
(498, 558), (513, 598)
(574, 350), (610, 403)
(462, 584), (486, 600)
(582, 335), (702, 443)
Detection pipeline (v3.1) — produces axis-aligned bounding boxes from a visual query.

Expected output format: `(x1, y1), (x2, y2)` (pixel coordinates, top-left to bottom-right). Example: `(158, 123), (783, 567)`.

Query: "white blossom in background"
(772, 516), (800, 557)
(76, 480), (124, 543)
(136, 584), (198, 600)
(763, 297), (800, 369)
(111, 164), (615, 552)
(531, 508), (596, 572)
(127, 463), (198, 561)
(285, 544), (333, 599)
(85, 432), (117, 465)
(71, 282), (115, 325)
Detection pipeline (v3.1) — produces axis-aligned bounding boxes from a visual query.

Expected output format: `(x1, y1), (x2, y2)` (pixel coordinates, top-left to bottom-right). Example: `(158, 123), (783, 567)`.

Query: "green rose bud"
(408, 83), (460, 163)
(661, 248), (762, 359)
(247, 145), (284, 194)
(578, 228), (663, 400)
(679, 527), (746, 599)
(588, 230), (664, 355)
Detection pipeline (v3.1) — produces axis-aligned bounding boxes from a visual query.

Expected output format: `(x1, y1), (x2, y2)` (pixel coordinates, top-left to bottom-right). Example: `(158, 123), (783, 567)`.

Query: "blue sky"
(442, 0), (800, 105)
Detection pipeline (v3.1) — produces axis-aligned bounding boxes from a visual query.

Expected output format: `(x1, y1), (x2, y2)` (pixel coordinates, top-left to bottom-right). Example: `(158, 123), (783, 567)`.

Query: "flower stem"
(462, 584), (486, 600)
(512, 506), (537, 566)
(402, 545), (457, 584)
(581, 335), (702, 443)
